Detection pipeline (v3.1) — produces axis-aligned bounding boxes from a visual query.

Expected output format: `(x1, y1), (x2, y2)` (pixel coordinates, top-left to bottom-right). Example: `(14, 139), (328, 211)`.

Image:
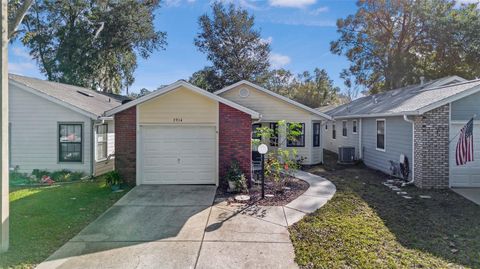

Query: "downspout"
(90, 119), (95, 177)
(403, 115), (415, 186)
(358, 118), (362, 160)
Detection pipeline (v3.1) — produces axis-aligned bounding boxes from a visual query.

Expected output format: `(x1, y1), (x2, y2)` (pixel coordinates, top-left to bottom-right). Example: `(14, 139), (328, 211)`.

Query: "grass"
(0, 179), (129, 269)
(290, 151), (480, 269)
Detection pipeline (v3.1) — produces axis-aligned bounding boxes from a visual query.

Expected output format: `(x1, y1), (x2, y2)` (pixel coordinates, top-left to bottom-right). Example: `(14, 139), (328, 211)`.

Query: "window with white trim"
(313, 123), (320, 147)
(287, 123), (305, 147)
(96, 124), (108, 160)
(342, 121), (347, 137)
(59, 123), (82, 162)
(269, 122), (279, 147)
(332, 124), (336, 139)
(376, 119), (385, 151)
(353, 120), (357, 134)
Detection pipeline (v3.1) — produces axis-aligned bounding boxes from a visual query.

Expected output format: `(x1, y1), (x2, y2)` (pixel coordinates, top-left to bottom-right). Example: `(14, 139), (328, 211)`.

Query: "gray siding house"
(9, 74), (125, 176)
(322, 76), (480, 189)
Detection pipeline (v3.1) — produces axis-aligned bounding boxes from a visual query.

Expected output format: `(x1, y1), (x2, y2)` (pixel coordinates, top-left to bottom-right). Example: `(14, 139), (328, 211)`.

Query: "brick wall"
(413, 104), (450, 188)
(219, 103), (252, 187)
(115, 106), (136, 185)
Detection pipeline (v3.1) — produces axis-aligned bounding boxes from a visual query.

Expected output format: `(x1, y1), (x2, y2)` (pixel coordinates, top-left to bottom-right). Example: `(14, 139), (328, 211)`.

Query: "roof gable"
(105, 80), (260, 118)
(214, 80), (332, 120)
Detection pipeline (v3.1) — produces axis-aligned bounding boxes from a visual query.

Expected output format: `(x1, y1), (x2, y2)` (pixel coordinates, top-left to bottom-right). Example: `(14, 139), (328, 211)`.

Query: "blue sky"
(8, 0), (358, 94)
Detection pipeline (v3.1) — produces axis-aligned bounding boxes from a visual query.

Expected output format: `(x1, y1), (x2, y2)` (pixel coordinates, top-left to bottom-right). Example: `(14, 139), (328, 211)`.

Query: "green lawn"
(0, 180), (129, 269)
(290, 152), (480, 269)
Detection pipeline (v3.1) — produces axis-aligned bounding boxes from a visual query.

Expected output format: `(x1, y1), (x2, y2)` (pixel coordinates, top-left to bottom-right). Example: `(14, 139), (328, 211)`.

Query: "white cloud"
(310, 6), (329, 15)
(165, 0), (196, 7)
(8, 62), (36, 75)
(269, 53), (291, 68)
(269, 0), (316, 8)
(218, 0), (260, 10)
(261, 36), (273, 45)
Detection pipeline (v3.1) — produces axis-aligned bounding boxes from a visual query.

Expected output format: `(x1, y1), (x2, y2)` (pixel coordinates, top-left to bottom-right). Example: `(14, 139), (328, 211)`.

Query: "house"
(322, 75), (480, 189)
(9, 74), (126, 176)
(105, 80), (331, 186)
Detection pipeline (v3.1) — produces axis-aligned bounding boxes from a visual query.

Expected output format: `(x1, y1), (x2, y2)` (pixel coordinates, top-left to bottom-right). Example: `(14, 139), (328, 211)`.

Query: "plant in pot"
(226, 160), (248, 193)
(105, 170), (123, 191)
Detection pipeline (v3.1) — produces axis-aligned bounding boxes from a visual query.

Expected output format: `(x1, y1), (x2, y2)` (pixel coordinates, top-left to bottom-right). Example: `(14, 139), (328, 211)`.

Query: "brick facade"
(115, 106), (136, 184)
(219, 103), (252, 187)
(413, 104), (450, 189)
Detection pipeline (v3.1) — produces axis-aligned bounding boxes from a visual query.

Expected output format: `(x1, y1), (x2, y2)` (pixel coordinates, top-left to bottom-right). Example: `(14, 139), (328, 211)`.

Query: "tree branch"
(8, 0), (34, 40)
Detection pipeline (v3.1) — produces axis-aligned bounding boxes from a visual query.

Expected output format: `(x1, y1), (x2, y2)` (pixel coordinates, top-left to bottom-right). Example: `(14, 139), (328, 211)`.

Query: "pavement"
(452, 188), (480, 205)
(36, 171), (336, 269)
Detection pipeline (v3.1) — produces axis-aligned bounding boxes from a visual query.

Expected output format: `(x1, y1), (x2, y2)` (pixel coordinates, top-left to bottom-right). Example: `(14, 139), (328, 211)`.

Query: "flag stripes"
(456, 118), (474, 166)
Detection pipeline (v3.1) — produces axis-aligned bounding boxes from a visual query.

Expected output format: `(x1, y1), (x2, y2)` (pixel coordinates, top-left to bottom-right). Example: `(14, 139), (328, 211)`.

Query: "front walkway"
(36, 172), (335, 269)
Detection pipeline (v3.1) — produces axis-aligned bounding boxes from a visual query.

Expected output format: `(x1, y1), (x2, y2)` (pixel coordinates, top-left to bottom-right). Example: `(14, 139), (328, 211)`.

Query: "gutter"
(403, 115), (415, 186)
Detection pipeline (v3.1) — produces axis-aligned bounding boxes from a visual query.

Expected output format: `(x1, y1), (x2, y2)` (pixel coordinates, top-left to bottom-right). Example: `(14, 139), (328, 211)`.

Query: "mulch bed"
(216, 176), (309, 206)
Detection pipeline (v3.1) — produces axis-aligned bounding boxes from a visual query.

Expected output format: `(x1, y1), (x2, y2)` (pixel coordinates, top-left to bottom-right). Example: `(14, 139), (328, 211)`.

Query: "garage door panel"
(140, 125), (216, 185)
(450, 123), (480, 187)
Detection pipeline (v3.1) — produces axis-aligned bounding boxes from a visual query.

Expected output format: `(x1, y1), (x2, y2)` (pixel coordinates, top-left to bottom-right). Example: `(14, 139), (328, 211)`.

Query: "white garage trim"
(137, 123), (218, 185)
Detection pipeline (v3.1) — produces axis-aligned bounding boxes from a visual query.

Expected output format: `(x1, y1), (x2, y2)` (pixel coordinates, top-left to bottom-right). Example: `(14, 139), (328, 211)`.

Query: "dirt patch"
(216, 176), (309, 206)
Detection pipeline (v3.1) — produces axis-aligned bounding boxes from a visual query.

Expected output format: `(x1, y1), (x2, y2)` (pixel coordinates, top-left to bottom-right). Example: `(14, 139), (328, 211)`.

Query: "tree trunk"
(1, 0), (9, 253)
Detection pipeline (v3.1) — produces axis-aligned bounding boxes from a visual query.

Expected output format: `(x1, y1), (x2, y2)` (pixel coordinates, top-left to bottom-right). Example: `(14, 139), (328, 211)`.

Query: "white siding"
(219, 84), (325, 165)
(93, 119), (115, 176)
(323, 119), (360, 158)
(9, 83), (93, 174)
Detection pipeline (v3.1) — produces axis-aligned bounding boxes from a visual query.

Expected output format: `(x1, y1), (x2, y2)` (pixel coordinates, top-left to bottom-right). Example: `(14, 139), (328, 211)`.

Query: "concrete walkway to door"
(36, 171), (336, 269)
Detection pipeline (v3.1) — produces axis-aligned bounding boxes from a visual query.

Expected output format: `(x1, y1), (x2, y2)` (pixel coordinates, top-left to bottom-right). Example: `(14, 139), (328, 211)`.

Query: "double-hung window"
(96, 124), (108, 160)
(353, 120), (358, 134)
(269, 122), (279, 147)
(332, 124), (336, 139)
(376, 119), (386, 151)
(252, 123), (262, 139)
(59, 123), (82, 162)
(287, 123), (305, 147)
(342, 121), (348, 137)
(313, 123), (320, 147)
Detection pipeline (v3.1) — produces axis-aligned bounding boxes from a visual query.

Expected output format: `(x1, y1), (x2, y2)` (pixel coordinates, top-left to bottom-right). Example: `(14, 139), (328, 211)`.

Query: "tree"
(128, 88), (152, 99)
(188, 66), (224, 93)
(194, 1), (270, 89)
(331, 0), (480, 94)
(19, 0), (166, 93)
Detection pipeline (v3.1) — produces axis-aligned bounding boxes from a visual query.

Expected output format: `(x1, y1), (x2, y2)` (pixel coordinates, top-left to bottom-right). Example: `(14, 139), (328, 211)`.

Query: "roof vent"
(77, 90), (94, 97)
(420, 76), (425, 86)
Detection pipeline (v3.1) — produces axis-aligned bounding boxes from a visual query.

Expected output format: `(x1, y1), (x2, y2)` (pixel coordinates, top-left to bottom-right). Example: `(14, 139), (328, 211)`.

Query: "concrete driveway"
(36, 185), (298, 269)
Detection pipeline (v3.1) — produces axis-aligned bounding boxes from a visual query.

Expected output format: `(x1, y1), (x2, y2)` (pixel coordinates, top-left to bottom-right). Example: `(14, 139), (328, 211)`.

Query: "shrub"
(9, 166), (33, 185)
(104, 171), (122, 186)
(225, 160), (248, 193)
(32, 169), (84, 182)
(31, 169), (50, 180)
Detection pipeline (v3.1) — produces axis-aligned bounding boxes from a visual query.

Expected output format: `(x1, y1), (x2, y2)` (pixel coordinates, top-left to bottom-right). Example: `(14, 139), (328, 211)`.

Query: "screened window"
(353, 120), (357, 134)
(376, 120), (385, 151)
(252, 123), (262, 139)
(59, 124), (82, 162)
(313, 123), (320, 147)
(332, 124), (336, 139)
(342, 121), (347, 137)
(96, 124), (108, 160)
(287, 123), (305, 147)
(269, 122), (279, 147)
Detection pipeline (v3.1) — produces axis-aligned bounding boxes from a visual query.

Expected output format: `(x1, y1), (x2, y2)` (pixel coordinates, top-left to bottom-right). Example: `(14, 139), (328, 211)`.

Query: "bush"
(31, 169), (50, 179)
(9, 166), (34, 185)
(104, 171), (122, 186)
(32, 169), (84, 182)
(225, 160), (248, 193)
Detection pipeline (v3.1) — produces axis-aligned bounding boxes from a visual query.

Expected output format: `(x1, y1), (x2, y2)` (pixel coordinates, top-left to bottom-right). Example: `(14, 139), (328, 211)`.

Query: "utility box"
(338, 147), (356, 164)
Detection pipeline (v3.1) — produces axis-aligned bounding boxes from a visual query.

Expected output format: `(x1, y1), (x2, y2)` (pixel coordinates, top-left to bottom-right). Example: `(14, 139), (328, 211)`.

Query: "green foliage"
(262, 68), (342, 108)
(225, 160), (248, 193)
(18, 0), (166, 93)
(193, 1), (270, 90)
(31, 169), (84, 182)
(331, 0), (480, 94)
(9, 166), (33, 185)
(104, 170), (122, 187)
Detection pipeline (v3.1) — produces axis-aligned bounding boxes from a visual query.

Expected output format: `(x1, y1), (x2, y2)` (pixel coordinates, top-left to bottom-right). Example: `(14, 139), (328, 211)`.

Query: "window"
(313, 123), (320, 147)
(252, 123), (261, 139)
(269, 122), (278, 147)
(332, 124), (336, 139)
(287, 123), (305, 147)
(96, 124), (108, 160)
(376, 119), (385, 151)
(342, 121), (347, 137)
(353, 120), (357, 134)
(59, 123), (82, 162)
(325, 124), (328, 130)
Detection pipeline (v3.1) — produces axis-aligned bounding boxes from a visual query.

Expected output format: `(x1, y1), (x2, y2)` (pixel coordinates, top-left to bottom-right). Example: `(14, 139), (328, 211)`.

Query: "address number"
(173, 118), (183, 123)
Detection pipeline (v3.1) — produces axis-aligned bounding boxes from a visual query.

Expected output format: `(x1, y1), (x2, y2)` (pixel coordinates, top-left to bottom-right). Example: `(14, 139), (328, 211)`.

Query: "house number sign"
(173, 117), (183, 123)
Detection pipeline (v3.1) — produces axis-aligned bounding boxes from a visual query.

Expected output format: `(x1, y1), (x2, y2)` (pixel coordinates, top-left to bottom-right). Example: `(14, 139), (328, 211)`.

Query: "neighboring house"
(9, 74), (126, 176)
(215, 81), (332, 165)
(105, 79), (332, 186)
(322, 75), (480, 189)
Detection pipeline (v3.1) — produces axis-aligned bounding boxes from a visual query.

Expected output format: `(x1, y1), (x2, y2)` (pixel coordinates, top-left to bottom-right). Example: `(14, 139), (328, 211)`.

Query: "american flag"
(456, 118), (474, 166)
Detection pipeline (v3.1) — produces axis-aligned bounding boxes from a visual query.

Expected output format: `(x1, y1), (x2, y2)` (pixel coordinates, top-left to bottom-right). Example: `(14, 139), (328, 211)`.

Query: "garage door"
(140, 125), (216, 184)
(449, 123), (480, 187)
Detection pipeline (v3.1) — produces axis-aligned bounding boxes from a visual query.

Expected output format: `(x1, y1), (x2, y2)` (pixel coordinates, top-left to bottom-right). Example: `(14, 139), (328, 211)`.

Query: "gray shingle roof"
(325, 76), (480, 118)
(9, 74), (127, 117)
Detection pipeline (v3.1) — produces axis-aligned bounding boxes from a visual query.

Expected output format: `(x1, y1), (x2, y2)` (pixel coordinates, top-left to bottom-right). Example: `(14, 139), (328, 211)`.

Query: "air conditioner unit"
(338, 147), (355, 164)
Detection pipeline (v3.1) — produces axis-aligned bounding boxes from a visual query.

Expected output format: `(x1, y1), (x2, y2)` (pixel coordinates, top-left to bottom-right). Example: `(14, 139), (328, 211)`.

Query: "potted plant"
(105, 170), (123, 191)
(226, 160), (248, 193)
